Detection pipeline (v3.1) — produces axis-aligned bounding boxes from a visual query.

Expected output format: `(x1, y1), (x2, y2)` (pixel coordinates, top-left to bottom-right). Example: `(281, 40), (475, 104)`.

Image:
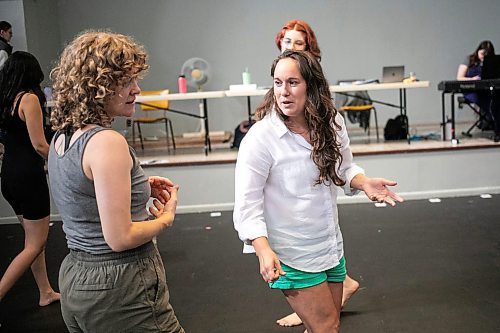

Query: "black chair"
(459, 95), (493, 137)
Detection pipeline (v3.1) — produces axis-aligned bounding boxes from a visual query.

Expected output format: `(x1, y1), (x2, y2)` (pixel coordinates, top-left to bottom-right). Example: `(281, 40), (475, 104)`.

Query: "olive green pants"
(59, 242), (184, 333)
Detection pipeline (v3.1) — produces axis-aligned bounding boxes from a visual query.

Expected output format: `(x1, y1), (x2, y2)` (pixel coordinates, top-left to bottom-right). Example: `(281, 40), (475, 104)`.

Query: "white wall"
(22, 0), (60, 87)
(18, 0), (500, 137)
(2, 0), (500, 222)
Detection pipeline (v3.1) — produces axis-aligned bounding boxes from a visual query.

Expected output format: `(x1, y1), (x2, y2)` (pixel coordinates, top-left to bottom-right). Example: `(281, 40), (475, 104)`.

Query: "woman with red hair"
(275, 19), (321, 61)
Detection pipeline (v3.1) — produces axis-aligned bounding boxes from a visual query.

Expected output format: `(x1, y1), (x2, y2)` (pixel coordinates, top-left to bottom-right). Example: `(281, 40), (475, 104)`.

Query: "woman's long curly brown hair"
(255, 50), (345, 187)
(50, 30), (149, 131)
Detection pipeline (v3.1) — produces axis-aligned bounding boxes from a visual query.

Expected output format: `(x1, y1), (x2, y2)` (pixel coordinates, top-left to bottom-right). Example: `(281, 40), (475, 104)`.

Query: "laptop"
(481, 54), (500, 79)
(382, 66), (405, 83)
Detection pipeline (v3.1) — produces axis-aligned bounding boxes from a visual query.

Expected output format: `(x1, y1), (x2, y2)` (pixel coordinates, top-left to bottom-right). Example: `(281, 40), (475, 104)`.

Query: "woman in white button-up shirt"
(274, 19), (362, 329)
(233, 51), (403, 333)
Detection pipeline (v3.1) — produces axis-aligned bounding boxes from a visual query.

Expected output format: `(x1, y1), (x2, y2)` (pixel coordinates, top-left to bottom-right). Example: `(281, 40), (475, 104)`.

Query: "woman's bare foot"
(276, 312), (302, 327)
(39, 290), (61, 307)
(342, 275), (360, 308)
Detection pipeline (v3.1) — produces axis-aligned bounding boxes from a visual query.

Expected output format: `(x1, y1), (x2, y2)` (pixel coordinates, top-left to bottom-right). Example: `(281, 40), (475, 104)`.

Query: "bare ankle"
(39, 290), (61, 307)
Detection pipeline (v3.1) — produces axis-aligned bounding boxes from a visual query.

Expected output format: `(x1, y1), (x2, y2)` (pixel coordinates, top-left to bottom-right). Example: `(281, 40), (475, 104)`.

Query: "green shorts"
(270, 256), (346, 290)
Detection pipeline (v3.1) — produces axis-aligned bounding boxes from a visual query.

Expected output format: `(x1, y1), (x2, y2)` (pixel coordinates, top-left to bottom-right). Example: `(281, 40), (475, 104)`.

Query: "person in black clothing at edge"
(0, 51), (60, 308)
(0, 21), (13, 70)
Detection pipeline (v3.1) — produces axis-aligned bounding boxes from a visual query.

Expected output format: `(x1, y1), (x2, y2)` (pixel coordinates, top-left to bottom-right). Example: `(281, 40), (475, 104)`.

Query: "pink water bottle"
(178, 75), (187, 93)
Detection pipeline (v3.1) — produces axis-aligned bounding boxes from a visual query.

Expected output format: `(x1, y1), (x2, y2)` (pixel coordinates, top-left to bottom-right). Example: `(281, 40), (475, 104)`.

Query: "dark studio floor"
(1, 195), (500, 333)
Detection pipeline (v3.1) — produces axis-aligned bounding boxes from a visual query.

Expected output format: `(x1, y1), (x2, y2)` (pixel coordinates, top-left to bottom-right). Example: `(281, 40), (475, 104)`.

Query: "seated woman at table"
(456, 40), (495, 130)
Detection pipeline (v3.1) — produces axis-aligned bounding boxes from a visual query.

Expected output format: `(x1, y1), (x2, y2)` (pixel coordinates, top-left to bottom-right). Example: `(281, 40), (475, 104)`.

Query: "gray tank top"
(48, 126), (151, 254)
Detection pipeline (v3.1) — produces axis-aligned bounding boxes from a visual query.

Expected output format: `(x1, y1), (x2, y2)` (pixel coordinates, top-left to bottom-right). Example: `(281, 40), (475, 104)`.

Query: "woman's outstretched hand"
(362, 177), (404, 206)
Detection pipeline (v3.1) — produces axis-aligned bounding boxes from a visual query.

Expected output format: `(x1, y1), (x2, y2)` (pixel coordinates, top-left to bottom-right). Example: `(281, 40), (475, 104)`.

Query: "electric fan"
(181, 57), (211, 91)
(180, 57), (214, 138)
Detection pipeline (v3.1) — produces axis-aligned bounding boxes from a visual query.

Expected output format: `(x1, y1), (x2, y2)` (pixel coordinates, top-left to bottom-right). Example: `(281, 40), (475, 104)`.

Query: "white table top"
(224, 80), (430, 97)
(136, 90), (226, 102)
(330, 80), (430, 92)
(224, 89), (268, 97)
(45, 81), (430, 107)
(46, 91), (226, 107)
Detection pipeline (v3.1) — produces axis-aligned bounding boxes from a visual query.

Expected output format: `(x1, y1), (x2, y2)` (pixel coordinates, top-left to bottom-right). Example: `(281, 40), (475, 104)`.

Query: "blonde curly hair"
(50, 30), (149, 130)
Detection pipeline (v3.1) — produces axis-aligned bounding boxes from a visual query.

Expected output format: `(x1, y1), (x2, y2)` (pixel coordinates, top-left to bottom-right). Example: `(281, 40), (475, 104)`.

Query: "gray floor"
(1, 195), (499, 332)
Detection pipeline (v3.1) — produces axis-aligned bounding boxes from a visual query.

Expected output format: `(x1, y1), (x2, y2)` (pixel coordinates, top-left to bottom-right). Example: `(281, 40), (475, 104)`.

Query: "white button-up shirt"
(233, 110), (364, 272)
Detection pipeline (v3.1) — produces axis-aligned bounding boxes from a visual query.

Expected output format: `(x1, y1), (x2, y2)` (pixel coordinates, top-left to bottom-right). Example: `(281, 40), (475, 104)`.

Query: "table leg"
(441, 92), (446, 141)
(202, 98), (211, 155)
(450, 93), (456, 140)
(400, 88), (410, 144)
(246, 96), (252, 123)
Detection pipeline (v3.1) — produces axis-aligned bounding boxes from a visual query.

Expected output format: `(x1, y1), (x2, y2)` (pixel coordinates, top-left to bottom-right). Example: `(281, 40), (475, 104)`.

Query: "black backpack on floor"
(384, 115), (408, 140)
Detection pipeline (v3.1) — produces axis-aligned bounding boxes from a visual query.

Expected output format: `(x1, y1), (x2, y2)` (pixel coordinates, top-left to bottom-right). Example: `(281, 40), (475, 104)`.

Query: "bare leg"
(282, 281), (342, 333)
(30, 249), (60, 306)
(19, 217), (60, 306)
(0, 215), (58, 306)
(276, 273), (360, 327)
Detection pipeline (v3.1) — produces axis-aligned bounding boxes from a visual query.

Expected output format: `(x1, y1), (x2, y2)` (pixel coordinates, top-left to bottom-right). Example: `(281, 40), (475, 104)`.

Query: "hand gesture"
(363, 177), (404, 206)
(149, 176), (175, 204)
(149, 183), (179, 228)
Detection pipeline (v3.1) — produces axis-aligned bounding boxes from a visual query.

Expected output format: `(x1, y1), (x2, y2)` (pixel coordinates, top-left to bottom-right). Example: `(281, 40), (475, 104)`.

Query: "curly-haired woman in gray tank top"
(48, 31), (184, 333)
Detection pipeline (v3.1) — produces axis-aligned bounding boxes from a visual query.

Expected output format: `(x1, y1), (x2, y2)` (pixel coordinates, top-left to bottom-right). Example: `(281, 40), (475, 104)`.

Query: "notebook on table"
(382, 66), (405, 83)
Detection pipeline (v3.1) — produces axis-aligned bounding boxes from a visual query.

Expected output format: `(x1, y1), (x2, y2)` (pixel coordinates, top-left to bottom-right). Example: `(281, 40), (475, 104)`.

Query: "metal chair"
(132, 90), (176, 151)
(459, 95), (494, 137)
(340, 104), (379, 142)
(336, 87), (379, 142)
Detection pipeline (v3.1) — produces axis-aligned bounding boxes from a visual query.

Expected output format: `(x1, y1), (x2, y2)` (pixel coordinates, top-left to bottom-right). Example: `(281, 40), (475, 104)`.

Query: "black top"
(0, 36), (13, 55)
(2, 92), (45, 175)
